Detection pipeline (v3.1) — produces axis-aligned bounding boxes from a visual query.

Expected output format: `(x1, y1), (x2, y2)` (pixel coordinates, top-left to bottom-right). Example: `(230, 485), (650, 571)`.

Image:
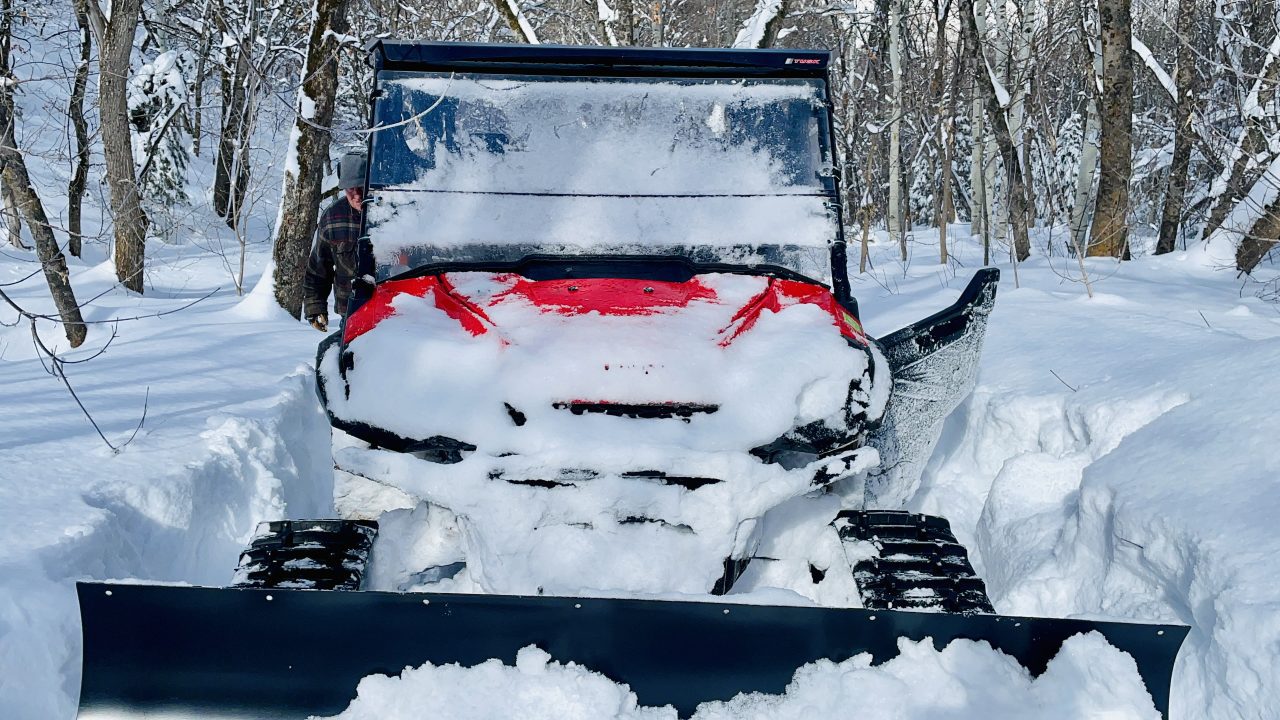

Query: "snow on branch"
(733, 0), (785, 49)
(496, 0), (540, 44)
(1132, 35), (1176, 101)
(1242, 33), (1280, 120)
(984, 56), (1010, 108)
(1208, 153), (1280, 249)
(1204, 32), (1280, 206)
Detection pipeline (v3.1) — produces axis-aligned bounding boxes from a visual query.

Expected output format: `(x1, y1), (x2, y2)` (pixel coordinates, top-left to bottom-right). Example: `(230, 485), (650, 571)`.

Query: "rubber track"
(834, 510), (994, 614)
(232, 520), (378, 591)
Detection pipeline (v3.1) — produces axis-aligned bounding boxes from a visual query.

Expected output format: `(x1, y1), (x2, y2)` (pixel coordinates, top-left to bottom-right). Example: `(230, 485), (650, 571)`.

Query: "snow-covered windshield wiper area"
(365, 72), (837, 282)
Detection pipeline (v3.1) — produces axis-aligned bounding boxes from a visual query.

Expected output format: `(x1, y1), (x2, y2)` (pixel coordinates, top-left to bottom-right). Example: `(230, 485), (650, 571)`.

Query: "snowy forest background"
(6, 2), (1280, 718)
(2, 0), (1280, 338)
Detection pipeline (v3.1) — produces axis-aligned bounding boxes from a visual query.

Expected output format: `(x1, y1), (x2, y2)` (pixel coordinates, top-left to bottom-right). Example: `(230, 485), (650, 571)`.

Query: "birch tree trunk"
(597, 0), (620, 45)
(1087, 0), (1133, 258)
(2, 183), (24, 249)
(272, 0), (348, 318)
(1154, 0), (1198, 255)
(88, 0), (150, 293)
(1069, 101), (1101, 251)
(1069, 3), (1102, 255)
(888, 0), (905, 261)
(972, 0), (999, 250)
(1013, 0), (1037, 227)
(986, 0), (1010, 244)
(1009, 0), (1034, 163)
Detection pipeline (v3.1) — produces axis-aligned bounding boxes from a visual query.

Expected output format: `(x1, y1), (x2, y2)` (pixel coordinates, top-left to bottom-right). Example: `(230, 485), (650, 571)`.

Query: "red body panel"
(720, 279), (866, 346)
(491, 276), (717, 316)
(344, 273), (866, 346)
(344, 275), (495, 343)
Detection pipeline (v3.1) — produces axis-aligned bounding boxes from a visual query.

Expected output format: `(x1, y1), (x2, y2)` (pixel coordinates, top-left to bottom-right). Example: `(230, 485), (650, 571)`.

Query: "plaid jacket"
(302, 197), (363, 318)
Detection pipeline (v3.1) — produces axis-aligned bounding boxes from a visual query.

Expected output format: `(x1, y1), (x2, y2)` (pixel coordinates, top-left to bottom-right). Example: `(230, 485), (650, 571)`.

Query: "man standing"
(303, 152), (366, 331)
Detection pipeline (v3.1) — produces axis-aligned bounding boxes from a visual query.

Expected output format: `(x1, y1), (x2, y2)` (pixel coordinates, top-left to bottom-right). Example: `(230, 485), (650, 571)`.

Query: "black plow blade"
(77, 581), (1187, 719)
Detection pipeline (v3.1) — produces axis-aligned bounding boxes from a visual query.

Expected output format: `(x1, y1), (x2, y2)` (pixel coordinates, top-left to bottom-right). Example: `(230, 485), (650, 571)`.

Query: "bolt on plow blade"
(77, 581), (1187, 719)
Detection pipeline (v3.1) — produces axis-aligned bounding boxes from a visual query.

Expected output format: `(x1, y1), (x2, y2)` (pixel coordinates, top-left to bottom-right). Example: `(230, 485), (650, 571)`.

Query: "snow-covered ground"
(2, 228), (1279, 719)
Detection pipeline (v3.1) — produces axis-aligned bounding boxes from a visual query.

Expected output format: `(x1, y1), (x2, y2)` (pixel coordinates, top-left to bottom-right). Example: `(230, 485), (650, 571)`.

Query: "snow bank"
(0, 244), (335, 720)
(870, 235), (1280, 719)
(319, 635), (1159, 720)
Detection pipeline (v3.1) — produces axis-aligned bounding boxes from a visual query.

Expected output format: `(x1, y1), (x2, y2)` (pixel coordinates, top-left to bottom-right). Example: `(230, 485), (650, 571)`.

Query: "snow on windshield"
(365, 73), (836, 280)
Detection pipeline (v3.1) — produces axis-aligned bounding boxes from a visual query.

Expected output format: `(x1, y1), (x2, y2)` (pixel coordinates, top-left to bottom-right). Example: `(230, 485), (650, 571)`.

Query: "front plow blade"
(77, 581), (1186, 719)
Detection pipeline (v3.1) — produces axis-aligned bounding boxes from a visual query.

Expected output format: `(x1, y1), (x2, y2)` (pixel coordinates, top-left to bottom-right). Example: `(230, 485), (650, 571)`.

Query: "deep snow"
(2, 228), (1279, 719)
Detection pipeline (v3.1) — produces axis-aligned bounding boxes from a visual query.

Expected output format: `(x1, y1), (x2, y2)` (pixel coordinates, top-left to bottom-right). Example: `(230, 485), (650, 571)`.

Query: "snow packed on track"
(2, 228), (1279, 719)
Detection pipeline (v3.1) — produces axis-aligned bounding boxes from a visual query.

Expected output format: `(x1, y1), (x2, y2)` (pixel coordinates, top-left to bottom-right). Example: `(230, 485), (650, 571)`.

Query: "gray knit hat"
(338, 151), (368, 190)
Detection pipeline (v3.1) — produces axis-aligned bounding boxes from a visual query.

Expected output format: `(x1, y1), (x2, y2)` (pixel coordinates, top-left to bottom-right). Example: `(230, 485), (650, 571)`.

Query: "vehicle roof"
(366, 40), (832, 80)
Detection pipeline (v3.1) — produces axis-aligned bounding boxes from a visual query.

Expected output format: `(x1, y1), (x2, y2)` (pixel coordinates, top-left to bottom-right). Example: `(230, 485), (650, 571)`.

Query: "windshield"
(366, 71), (837, 281)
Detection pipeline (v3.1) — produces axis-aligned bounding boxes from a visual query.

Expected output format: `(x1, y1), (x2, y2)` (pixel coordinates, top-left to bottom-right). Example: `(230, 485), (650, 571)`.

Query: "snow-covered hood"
(321, 271), (880, 458)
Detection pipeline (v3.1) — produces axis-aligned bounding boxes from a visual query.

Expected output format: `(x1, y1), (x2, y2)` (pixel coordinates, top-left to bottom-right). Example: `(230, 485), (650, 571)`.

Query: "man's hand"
(308, 314), (329, 332)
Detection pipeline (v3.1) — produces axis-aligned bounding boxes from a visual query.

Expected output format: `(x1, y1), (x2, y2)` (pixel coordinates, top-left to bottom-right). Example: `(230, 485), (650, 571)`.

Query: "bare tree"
(932, 0), (954, 264)
(1068, 0), (1101, 257)
(189, 0), (216, 158)
(970, 61), (990, 263)
(963, 0), (1031, 262)
(67, 0), (92, 258)
(1233, 162), (1280, 272)
(271, 0), (349, 318)
(213, 20), (253, 227)
(1086, 0), (1133, 258)
(1200, 34), (1280, 243)
(887, 0), (905, 261)
(0, 4), (86, 347)
(1154, 0), (1198, 255)
(85, 0), (150, 293)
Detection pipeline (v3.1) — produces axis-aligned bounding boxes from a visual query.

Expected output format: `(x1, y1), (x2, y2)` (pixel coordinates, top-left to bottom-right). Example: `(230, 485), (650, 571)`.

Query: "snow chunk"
(317, 635), (1160, 719)
(316, 646), (668, 720)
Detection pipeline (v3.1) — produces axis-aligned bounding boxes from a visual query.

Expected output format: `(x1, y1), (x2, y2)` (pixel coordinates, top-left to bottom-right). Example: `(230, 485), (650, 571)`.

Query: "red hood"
(344, 272), (867, 347)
